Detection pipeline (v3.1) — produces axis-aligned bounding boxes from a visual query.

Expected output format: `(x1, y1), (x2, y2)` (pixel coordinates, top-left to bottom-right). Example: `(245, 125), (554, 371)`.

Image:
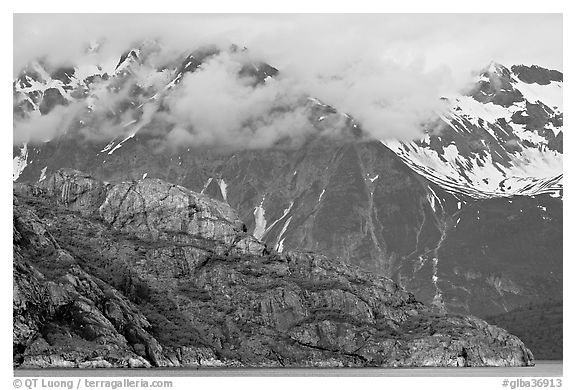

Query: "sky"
(12, 13), (563, 147)
(13, 14), (563, 76)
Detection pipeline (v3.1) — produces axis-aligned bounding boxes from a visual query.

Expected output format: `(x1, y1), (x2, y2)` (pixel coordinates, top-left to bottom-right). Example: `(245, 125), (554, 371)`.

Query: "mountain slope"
(13, 169), (535, 367)
(486, 300), (562, 360)
(12, 46), (562, 321)
(384, 63), (562, 199)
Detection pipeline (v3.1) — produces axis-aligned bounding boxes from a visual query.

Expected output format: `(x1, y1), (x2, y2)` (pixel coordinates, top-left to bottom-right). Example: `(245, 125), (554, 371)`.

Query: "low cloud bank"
(13, 14), (562, 149)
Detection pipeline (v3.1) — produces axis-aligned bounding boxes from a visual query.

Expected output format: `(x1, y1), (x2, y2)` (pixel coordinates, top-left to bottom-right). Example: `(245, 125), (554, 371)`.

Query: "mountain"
(13, 169), (534, 368)
(486, 300), (562, 360)
(12, 45), (562, 326)
(384, 62), (562, 199)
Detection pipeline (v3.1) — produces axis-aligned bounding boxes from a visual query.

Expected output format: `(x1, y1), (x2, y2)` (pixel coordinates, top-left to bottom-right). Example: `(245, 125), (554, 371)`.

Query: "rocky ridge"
(13, 169), (534, 368)
(11, 48), (563, 320)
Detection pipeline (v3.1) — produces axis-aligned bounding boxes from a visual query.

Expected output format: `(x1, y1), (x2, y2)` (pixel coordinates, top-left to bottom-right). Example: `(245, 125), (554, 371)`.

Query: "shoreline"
(14, 361), (562, 377)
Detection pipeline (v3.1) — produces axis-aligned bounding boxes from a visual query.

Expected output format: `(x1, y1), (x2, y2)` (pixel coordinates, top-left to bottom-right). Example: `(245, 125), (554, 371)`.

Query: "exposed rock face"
(13, 170), (534, 368)
(14, 201), (156, 368)
(12, 49), (562, 324)
(35, 168), (262, 253)
(13, 138), (563, 321)
(511, 65), (563, 85)
(40, 169), (108, 213)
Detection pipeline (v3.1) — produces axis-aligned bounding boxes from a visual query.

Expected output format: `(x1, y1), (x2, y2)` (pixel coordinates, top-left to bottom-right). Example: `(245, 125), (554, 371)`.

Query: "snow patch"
(108, 142), (124, 155)
(275, 216), (293, 253)
(511, 76), (563, 113)
(108, 131), (139, 155)
(427, 186), (443, 213)
(446, 95), (514, 125)
(218, 179), (228, 202)
(200, 178), (213, 194)
(253, 197), (267, 239)
(276, 238), (287, 253)
(100, 139), (116, 153)
(13, 143), (29, 181)
(431, 257), (445, 311)
(443, 144), (460, 163)
(38, 166), (47, 182)
(263, 201), (294, 237)
(549, 190), (562, 198)
(383, 137), (562, 199)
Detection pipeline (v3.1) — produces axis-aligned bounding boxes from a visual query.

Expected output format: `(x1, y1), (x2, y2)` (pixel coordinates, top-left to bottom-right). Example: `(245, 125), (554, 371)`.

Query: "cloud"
(14, 14), (562, 78)
(13, 102), (85, 144)
(13, 14), (562, 148)
(289, 58), (453, 140)
(161, 52), (315, 149)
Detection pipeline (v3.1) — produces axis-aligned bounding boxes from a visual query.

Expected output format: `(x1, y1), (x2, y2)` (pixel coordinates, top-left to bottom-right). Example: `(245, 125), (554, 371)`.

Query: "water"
(15, 361), (561, 377)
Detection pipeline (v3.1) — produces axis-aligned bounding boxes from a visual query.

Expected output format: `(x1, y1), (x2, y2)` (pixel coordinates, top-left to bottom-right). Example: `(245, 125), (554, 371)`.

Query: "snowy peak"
(13, 61), (79, 117)
(13, 42), (356, 163)
(471, 62), (524, 107)
(114, 49), (140, 72)
(384, 63), (562, 199)
(168, 46), (220, 86)
(471, 62), (562, 114)
(13, 50), (563, 201)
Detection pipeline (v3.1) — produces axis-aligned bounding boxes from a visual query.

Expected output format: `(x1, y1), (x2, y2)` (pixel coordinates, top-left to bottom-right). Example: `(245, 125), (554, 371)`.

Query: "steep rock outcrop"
(13, 170), (534, 368)
(14, 199), (160, 368)
(32, 168), (264, 254)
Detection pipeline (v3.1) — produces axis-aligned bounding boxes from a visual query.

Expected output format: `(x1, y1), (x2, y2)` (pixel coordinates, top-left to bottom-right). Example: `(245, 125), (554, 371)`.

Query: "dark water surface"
(15, 361), (562, 377)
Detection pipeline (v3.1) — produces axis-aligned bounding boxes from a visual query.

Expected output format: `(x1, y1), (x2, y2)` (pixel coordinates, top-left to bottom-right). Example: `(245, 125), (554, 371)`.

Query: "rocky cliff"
(13, 54), (563, 320)
(13, 169), (534, 368)
(12, 46), (562, 321)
